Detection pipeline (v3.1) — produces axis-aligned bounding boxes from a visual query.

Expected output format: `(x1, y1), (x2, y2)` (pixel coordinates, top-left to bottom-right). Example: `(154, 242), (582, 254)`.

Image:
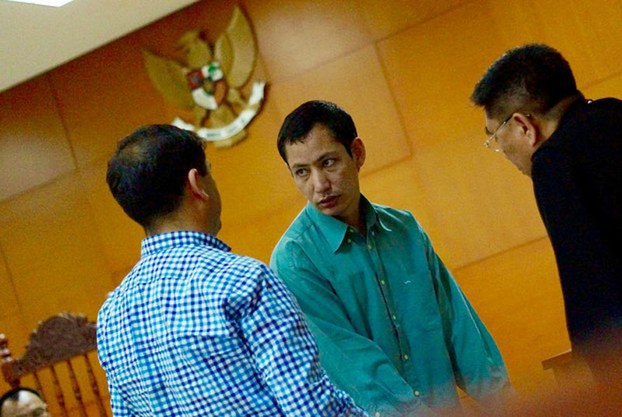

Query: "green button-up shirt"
(270, 197), (509, 416)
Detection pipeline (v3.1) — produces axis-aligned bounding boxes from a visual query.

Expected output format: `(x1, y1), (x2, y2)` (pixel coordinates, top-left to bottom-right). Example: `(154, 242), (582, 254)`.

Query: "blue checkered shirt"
(97, 231), (367, 416)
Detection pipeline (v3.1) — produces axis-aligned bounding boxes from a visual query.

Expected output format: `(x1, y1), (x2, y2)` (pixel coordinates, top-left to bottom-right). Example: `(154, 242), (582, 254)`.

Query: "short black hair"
(277, 100), (358, 163)
(470, 43), (579, 119)
(106, 124), (207, 229)
(0, 387), (43, 417)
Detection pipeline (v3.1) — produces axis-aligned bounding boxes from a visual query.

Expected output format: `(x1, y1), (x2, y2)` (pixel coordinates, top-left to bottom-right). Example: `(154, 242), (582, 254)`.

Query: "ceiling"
(0, 0), (200, 92)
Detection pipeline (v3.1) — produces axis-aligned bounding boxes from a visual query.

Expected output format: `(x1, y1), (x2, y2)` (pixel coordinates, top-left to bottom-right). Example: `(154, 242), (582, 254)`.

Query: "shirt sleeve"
(236, 262), (370, 417)
(97, 311), (135, 417)
(532, 148), (622, 345)
(271, 244), (436, 417)
(417, 223), (511, 401)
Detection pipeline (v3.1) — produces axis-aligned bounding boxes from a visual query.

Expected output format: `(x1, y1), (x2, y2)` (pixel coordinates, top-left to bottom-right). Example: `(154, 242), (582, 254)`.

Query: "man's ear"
(512, 113), (539, 147)
(187, 169), (209, 201)
(351, 138), (366, 170)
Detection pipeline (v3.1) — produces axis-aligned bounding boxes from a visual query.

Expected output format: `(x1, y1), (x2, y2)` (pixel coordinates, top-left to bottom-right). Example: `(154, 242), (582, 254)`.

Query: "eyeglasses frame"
(484, 113), (513, 152)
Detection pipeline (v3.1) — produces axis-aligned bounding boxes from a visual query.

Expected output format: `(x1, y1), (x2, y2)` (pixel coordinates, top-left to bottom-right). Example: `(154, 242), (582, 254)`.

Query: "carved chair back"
(0, 312), (108, 417)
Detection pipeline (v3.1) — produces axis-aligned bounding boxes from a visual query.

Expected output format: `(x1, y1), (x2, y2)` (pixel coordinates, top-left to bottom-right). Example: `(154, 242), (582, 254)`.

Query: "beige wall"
(2, 0), (622, 412)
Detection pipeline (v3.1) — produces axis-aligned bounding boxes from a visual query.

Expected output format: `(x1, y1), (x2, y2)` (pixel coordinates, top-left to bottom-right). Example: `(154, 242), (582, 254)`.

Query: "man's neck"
(340, 197), (366, 236)
(539, 94), (584, 141)
(145, 213), (213, 237)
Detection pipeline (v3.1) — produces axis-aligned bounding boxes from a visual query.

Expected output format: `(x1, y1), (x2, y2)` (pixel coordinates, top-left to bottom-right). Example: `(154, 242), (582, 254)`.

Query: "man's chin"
(518, 165), (532, 177)
(212, 221), (222, 236)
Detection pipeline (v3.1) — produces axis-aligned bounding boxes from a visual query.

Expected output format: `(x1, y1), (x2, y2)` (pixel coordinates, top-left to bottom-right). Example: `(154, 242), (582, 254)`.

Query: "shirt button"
(375, 413), (381, 417)
(367, 244), (373, 250)
(347, 238), (352, 243)
(403, 354), (409, 361)
(392, 314), (397, 320)
(414, 390), (420, 397)
(380, 280), (386, 286)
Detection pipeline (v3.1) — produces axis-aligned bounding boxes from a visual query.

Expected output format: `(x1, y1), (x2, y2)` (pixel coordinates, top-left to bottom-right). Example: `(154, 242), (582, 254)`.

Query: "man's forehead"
(286, 141), (341, 166)
(9, 390), (45, 408)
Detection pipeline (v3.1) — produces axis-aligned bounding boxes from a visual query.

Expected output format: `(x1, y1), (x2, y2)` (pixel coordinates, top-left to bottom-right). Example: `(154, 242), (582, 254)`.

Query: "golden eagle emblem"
(143, 6), (265, 148)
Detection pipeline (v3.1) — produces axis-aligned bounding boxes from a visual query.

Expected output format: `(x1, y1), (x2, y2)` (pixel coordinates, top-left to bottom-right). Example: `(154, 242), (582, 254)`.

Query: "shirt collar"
(304, 195), (382, 253)
(141, 230), (230, 257)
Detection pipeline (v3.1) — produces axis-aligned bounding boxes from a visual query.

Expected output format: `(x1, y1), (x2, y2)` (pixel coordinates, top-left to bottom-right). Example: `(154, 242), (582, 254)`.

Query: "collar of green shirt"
(304, 195), (390, 253)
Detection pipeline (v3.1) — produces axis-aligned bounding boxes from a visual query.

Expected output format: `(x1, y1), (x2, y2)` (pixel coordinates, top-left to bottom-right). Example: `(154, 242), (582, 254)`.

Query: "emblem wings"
(143, 6), (257, 110)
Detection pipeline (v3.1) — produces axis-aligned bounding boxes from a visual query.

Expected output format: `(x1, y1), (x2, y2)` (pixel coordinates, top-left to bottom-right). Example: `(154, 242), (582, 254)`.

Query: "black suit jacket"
(532, 96), (622, 351)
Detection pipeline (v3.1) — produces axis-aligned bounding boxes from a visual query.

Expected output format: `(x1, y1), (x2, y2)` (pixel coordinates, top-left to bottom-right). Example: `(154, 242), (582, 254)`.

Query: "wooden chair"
(542, 349), (595, 391)
(0, 312), (109, 417)
(541, 350), (600, 417)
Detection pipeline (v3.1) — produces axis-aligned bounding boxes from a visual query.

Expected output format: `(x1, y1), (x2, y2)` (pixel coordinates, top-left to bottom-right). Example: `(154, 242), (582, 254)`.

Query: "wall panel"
(0, 174), (114, 328)
(528, 0), (621, 85)
(453, 238), (569, 394)
(219, 194), (306, 263)
(358, 0), (467, 40)
(79, 158), (143, 276)
(50, 34), (171, 168)
(0, 76), (75, 201)
(360, 158), (433, 229)
(573, 0), (622, 81)
(584, 73), (622, 98)
(410, 132), (546, 267)
(243, 0), (371, 82)
(0, 251), (19, 318)
(377, 1), (530, 149)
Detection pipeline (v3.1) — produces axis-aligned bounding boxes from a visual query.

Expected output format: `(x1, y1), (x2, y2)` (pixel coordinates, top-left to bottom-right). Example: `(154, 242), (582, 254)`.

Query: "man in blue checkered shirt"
(97, 124), (368, 416)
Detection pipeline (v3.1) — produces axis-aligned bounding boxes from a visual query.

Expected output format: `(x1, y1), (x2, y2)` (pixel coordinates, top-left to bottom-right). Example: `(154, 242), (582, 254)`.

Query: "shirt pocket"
(394, 268), (443, 333)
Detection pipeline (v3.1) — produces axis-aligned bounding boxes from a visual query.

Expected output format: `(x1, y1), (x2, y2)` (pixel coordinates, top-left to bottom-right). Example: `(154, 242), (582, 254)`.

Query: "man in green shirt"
(270, 100), (510, 416)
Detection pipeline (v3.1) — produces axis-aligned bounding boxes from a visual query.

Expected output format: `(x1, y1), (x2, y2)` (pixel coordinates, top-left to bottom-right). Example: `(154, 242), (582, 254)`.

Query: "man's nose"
(311, 169), (330, 192)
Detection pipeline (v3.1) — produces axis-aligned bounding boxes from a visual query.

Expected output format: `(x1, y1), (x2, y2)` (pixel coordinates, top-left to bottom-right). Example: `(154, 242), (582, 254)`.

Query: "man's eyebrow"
(320, 150), (343, 160)
(290, 152), (338, 169)
(289, 162), (308, 170)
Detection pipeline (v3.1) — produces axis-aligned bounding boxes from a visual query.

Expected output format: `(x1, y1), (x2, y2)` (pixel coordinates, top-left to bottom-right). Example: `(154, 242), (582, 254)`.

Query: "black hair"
(106, 124), (207, 229)
(277, 100), (358, 163)
(471, 43), (579, 119)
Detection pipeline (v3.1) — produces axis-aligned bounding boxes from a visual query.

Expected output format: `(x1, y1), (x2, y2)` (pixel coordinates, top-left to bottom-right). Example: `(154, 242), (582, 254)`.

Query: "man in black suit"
(470, 43), (622, 381)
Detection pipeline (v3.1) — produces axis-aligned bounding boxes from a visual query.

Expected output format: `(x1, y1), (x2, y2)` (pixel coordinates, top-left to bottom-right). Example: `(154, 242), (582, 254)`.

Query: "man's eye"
(295, 168), (308, 177)
(323, 158), (336, 167)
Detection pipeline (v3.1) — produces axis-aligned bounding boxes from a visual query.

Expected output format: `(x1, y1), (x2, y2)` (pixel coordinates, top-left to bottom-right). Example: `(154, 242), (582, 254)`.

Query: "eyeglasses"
(484, 114), (512, 153)
(484, 112), (532, 152)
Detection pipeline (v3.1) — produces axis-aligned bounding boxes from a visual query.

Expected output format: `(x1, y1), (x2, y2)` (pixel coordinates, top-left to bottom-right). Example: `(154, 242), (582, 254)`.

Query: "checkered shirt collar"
(141, 230), (231, 257)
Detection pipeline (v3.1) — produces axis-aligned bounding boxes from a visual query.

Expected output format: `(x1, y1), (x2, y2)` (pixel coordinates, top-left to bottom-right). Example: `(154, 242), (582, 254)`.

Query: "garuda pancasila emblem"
(143, 6), (265, 148)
